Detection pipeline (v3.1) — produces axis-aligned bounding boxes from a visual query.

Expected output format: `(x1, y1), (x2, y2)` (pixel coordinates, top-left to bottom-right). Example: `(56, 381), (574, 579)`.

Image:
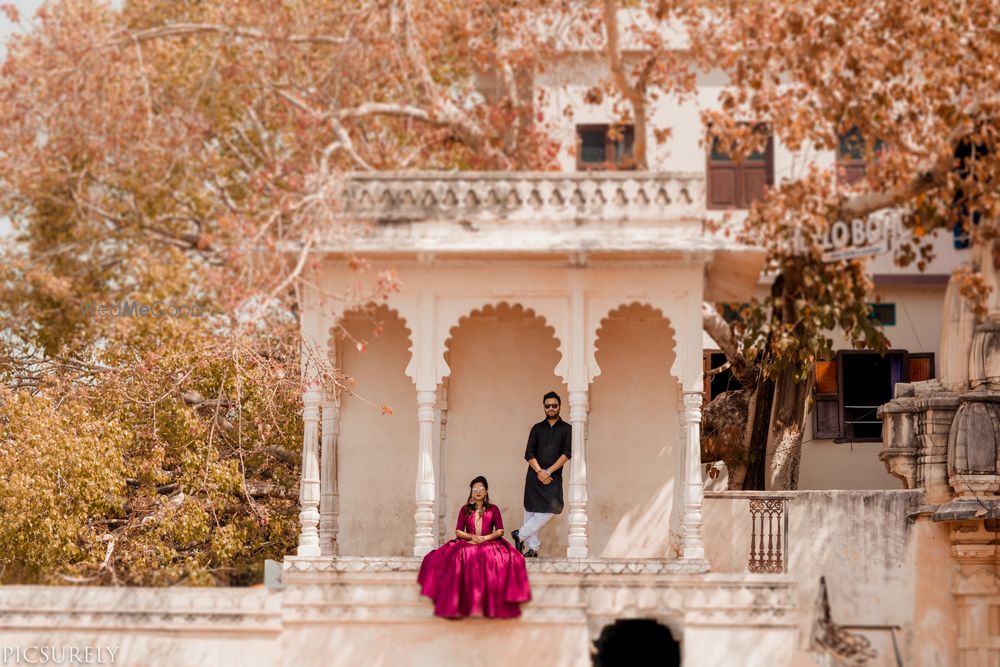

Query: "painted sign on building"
(793, 210), (910, 262)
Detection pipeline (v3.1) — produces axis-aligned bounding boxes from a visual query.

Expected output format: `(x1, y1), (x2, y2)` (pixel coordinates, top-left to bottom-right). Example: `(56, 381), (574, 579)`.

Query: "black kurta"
(523, 417), (572, 514)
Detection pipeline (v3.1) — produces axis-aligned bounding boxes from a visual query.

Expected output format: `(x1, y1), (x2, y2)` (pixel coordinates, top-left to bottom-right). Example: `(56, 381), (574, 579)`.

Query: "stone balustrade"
(334, 171), (705, 225)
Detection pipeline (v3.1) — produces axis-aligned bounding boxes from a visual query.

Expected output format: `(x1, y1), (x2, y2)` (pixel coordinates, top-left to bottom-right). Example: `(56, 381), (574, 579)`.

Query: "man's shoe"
(523, 549), (538, 558)
(512, 530), (524, 553)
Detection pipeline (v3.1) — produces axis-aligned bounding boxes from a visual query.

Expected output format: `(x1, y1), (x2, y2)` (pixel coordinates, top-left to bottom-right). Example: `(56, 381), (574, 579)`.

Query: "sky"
(1, 1), (45, 238)
(1, 0), (45, 55)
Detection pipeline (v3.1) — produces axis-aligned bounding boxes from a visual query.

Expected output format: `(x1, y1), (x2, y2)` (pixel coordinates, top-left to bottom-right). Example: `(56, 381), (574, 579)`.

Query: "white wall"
(589, 303), (681, 557)
(337, 308), (419, 556)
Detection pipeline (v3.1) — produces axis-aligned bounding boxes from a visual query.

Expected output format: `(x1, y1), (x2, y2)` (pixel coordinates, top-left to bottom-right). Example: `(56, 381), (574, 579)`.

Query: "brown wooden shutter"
(741, 164), (770, 207)
(907, 353), (935, 382)
(708, 164), (738, 208)
(813, 356), (843, 439)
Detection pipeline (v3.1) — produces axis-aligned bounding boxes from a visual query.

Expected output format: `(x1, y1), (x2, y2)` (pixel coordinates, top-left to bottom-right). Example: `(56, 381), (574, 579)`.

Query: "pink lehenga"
(417, 505), (531, 618)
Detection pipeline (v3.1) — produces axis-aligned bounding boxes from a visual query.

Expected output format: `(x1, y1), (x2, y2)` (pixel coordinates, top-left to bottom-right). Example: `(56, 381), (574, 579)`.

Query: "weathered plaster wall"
(589, 303), (681, 557)
(703, 490), (959, 666)
(337, 308), (419, 556)
(911, 519), (960, 667)
(443, 303), (567, 553)
(0, 586), (283, 667)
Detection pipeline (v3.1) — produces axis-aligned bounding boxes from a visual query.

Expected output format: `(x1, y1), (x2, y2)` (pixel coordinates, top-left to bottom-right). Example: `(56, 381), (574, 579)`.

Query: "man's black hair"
(543, 391), (561, 405)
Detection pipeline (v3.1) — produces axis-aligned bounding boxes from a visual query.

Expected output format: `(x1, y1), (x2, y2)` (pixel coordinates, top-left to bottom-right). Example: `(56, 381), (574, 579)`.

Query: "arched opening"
(593, 619), (681, 667)
(442, 303), (566, 554)
(335, 305), (416, 556)
(589, 302), (680, 558)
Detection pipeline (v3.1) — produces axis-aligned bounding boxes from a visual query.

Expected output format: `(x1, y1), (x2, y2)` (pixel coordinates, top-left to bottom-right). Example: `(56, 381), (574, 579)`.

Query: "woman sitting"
(417, 476), (531, 619)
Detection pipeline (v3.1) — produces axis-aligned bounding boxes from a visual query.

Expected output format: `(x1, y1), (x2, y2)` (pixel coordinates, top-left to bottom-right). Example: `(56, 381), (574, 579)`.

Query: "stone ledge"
(280, 557), (797, 628)
(0, 587), (282, 632)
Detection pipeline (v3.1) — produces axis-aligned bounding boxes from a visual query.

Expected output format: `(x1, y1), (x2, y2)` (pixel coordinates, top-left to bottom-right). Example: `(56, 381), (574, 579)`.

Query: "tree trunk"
(767, 364), (815, 489)
(742, 375), (774, 490)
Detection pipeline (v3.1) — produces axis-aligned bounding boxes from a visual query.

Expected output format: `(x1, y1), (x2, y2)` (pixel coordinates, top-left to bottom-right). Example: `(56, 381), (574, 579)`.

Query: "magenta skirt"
(417, 538), (531, 618)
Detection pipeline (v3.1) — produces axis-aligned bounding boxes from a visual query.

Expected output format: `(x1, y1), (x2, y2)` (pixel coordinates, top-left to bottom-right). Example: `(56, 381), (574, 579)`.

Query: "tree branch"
(111, 24), (347, 49)
(702, 302), (758, 387)
(839, 100), (996, 219)
(602, 0), (648, 168)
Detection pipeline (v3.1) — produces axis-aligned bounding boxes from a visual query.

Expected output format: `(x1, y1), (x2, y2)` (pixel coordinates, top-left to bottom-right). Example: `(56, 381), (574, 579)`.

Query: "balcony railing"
(748, 497), (789, 574)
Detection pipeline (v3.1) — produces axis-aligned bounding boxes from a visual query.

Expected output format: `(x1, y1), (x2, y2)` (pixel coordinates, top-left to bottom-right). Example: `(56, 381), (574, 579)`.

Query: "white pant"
(518, 511), (554, 551)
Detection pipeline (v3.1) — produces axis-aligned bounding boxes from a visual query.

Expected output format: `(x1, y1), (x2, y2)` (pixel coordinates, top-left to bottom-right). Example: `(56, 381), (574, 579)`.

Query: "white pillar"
(681, 391), (706, 561)
(319, 391), (340, 557)
(297, 388), (322, 557)
(436, 381), (449, 546)
(671, 392), (687, 557)
(566, 388), (590, 558)
(414, 388), (437, 556)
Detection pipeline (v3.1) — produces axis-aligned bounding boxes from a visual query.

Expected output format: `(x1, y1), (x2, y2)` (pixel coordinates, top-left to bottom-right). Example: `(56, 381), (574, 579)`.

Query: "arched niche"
(440, 302), (568, 554)
(434, 295), (569, 387)
(588, 302), (682, 558)
(584, 292), (696, 392)
(333, 304), (418, 556)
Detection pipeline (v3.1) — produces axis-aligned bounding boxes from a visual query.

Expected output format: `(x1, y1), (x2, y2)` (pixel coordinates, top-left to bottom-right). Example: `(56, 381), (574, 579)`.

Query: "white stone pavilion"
(279, 172), (796, 666)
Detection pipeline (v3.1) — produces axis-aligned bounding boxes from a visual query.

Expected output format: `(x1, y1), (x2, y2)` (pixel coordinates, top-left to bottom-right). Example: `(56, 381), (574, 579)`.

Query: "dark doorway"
(593, 619), (681, 667)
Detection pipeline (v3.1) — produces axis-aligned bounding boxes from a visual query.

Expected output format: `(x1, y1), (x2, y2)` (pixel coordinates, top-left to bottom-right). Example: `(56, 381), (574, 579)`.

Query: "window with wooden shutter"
(907, 353), (935, 383)
(707, 126), (774, 209)
(576, 124), (636, 171)
(813, 350), (936, 442)
(837, 126), (886, 186)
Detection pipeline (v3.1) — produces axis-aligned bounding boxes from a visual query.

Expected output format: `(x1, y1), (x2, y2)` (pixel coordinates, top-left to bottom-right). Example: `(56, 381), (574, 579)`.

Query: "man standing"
(512, 391), (571, 558)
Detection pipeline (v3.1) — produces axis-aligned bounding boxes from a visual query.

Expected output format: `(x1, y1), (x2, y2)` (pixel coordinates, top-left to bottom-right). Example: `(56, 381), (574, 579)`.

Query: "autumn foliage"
(1, 0), (999, 585)
(0, 0), (561, 584)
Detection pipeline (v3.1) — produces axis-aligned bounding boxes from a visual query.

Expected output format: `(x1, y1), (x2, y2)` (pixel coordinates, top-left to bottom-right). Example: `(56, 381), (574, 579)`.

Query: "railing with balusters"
(748, 497), (789, 574)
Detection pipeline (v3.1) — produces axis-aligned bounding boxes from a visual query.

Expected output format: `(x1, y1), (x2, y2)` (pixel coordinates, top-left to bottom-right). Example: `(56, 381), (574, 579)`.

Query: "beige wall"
(589, 303), (681, 557)
(283, 621), (591, 667)
(337, 308), (419, 556)
(442, 303), (567, 552)
(703, 490), (959, 666)
(797, 442), (901, 491)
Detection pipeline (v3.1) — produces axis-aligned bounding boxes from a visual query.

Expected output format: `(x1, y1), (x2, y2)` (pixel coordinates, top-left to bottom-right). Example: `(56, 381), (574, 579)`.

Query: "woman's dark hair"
(543, 391), (561, 406)
(464, 475), (492, 514)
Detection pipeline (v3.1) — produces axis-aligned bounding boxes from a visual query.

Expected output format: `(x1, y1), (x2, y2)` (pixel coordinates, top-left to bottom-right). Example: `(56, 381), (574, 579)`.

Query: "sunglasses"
(543, 404), (559, 409)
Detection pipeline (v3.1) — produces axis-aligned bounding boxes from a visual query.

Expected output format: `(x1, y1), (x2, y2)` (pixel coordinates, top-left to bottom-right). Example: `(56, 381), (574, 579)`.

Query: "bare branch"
(840, 98), (997, 219)
(602, 0), (648, 167)
(110, 24), (347, 49)
(702, 302), (758, 387)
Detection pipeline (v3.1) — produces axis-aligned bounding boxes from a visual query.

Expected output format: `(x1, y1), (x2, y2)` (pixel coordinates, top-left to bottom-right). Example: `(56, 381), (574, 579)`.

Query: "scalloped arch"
(327, 303), (415, 377)
(441, 301), (566, 384)
(590, 301), (680, 388)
